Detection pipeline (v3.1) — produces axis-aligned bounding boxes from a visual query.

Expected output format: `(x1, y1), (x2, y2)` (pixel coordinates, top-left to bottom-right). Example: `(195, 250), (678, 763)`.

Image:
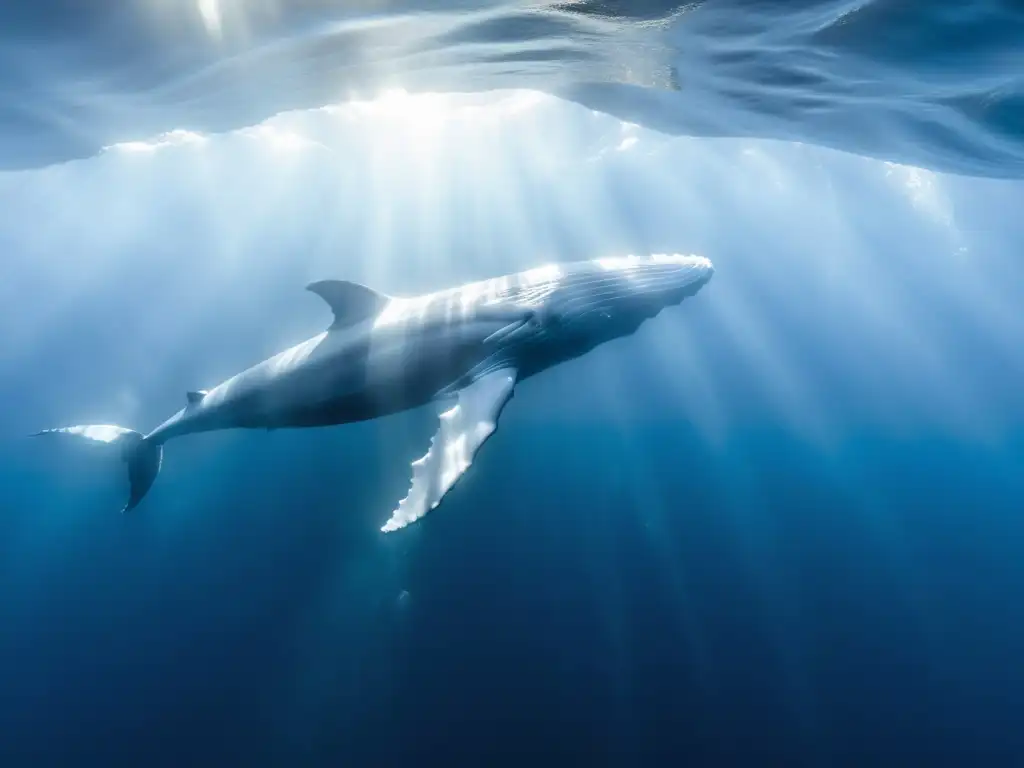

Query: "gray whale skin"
(33, 254), (713, 532)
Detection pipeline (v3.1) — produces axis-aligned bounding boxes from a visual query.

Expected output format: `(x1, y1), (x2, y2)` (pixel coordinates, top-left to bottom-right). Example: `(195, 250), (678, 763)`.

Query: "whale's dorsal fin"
(186, 390), (207, 405)
(306, 280), (391, 331)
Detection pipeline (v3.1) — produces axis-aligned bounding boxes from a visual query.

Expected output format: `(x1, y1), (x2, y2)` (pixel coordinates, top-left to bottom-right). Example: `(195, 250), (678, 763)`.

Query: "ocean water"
(2, 2), (1024, 767)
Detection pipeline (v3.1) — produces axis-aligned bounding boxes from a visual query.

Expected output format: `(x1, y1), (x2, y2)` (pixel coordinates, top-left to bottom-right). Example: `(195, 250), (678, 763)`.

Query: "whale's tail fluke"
(30, 425), (163, 513)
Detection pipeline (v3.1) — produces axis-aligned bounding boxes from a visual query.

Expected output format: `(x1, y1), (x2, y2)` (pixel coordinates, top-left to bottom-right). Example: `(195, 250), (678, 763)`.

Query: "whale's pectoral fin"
(381, 367), (518, 533)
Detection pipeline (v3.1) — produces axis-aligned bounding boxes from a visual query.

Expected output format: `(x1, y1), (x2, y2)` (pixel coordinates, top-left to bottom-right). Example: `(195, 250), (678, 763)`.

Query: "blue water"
(2, 2), (1024, 766)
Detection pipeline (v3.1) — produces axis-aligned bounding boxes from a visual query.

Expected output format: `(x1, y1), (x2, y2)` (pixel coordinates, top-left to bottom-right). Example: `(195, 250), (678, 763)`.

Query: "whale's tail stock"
(30, 424), (163, 513)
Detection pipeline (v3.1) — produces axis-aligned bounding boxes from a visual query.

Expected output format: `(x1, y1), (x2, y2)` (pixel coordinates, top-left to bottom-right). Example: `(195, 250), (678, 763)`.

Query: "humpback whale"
(33, 254), (713, 532)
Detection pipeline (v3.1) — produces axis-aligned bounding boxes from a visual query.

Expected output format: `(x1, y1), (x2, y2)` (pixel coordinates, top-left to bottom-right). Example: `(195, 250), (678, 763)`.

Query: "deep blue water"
(2, 2), (1024, 766)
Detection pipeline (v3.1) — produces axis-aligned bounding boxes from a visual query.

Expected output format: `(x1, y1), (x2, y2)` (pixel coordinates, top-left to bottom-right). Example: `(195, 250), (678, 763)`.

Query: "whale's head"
(504, 253), (714, 374)
(589, 252), (714, 313)
(549, 253), (713, 328)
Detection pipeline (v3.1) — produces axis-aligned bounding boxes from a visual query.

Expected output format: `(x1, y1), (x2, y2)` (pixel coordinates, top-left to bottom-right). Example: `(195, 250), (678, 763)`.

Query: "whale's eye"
(527, 308), (553, 328)
(538, 309), (564, 328)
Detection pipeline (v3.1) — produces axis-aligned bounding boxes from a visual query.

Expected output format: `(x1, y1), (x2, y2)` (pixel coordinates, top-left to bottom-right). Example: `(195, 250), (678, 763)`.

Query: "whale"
(33, 253), (714, 532)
